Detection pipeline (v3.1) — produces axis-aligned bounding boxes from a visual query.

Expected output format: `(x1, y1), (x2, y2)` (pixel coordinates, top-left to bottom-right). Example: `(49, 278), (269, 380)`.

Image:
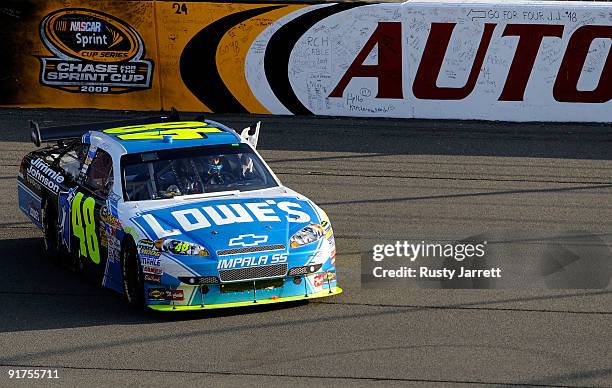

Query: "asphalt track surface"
(0, 108), (610, 387)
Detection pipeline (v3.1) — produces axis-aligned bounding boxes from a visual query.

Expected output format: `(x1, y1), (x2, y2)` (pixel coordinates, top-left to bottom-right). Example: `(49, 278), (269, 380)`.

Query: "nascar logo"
(140, 201), (311, 238)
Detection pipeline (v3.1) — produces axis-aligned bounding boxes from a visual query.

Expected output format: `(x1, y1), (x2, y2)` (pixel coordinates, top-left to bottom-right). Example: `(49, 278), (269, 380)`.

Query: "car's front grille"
(220, 279), (284, 293)
(217, 244), (285, 256)
(219, 263), (288, 282)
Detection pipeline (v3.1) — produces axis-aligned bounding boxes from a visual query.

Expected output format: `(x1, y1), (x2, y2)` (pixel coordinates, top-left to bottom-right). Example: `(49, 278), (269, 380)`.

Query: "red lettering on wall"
(329, 20), (609, 105)
(329, 22), (402, 99)
(499, 24), (564, 101)
(412, 23), (496, 100)
(554, 25), (612, 103)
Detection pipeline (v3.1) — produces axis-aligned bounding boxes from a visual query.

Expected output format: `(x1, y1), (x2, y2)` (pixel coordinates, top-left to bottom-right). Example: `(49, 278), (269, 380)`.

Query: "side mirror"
(241, 121), (260, 149)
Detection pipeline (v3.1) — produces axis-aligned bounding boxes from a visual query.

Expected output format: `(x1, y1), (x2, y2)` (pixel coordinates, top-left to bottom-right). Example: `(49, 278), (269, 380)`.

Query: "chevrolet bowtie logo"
(228, 234), (268, 247)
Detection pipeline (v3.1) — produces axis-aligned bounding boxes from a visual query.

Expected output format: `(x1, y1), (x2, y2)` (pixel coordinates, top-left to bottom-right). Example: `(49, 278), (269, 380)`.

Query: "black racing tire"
(41, 199), (60, 261)
(121, 238), (145, 310)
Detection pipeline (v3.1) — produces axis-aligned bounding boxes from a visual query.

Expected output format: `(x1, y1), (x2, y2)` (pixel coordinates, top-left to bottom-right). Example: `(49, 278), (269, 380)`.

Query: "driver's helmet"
(206, 155), (224, 176)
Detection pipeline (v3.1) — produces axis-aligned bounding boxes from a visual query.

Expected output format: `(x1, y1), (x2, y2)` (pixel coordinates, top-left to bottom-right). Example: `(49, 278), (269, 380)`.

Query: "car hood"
(121, 187), (325, 254)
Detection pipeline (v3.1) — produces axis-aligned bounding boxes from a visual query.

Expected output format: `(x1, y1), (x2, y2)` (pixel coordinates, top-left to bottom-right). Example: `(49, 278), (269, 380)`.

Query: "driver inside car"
(170, 159), (202, 196)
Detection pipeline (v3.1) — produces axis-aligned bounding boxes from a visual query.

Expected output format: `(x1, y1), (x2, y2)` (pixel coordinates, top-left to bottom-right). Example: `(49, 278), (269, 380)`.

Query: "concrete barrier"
(1, 0), (610, 122)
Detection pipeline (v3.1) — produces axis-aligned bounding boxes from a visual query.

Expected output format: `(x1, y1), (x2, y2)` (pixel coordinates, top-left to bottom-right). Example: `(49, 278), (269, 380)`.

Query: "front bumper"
(144, 265), (340, 311)
(143, 231), (338, 311)
(148, 286), (342, 311)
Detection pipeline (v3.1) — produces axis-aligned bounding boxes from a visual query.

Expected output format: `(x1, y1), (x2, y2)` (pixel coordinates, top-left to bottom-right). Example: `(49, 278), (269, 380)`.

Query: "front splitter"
(148, 286), (343, 312)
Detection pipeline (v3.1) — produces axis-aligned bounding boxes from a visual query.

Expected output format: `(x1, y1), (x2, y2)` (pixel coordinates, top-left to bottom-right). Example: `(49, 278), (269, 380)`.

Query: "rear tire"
(41, 199), (60, 261)
(121, 238), (145, 310)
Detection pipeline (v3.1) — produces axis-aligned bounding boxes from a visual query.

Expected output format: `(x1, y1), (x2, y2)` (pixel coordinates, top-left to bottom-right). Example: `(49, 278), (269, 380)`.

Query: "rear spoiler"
(29, 110), (180, 147)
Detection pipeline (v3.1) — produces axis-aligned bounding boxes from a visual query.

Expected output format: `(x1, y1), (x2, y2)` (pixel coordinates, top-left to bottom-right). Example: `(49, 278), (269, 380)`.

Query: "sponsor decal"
(169, 289), (185, 301)
(28, 202), (41, 223)
(325, 270), (337, 282)
(107, 235), (121, 263)
(140, 257), (161, 267)
(39, 8), (154, 94)
(314, 273), (324, 287)
(99, 223), (109, 248)
(138, 238), (162, 259)
(79, 148), (94, 179)
(217, 253), (287, 270)
(143, 273), (161, 283)
(148, 288), (164, 300)
(229, 234), (268, 247)
(100, 205), (121, 228)
(148, 288), (183, 301)
(139, 200), (312, 238)
(80, 147), (97, 177)
(143, 265), (162, 275)
(18, 183), (43, 229)
(99, 203), (122, 262)
(26, 158), (64, 194)
(138, 239), (155, 248)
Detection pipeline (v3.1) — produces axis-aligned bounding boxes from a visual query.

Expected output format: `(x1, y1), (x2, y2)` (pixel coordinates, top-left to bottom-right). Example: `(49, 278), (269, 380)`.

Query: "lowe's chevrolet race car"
(18, 113), (341, 311)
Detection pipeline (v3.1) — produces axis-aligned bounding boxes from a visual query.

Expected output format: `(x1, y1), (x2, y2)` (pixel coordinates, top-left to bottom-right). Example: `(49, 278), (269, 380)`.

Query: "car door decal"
(71, 192), (101, 264)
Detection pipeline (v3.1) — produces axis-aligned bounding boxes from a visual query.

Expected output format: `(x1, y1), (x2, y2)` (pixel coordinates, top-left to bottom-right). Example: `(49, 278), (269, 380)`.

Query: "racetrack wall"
(1, 0), (611, 122)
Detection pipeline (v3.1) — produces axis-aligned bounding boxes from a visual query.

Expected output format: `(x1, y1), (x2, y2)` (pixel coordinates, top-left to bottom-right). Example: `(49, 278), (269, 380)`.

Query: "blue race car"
(18, 113), (341, 311)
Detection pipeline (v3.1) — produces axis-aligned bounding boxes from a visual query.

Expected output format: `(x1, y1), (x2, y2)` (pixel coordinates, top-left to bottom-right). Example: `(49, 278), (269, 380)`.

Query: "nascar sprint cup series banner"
(0, 0), (159, 110)
(1, 1), (611, 122)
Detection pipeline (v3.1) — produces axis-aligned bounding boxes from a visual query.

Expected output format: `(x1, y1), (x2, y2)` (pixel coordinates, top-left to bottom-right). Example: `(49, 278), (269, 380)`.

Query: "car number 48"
(71, 192), (100, 264)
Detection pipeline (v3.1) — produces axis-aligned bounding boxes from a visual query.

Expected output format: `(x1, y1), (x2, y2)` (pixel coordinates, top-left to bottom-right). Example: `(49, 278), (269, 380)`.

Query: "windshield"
(122, 144), (278, 201)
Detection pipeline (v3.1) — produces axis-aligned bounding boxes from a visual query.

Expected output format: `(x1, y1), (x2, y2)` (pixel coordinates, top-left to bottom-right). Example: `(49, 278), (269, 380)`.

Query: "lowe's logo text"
(140, 201), (311, 238)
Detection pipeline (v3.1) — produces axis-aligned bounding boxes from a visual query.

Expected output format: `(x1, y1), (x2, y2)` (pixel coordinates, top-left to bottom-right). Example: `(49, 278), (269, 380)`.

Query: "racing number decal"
(71, 192), (100, 264)
(175, 242), (190, 254)
(103, 121), (222, 141)
(118, 126), (221, 141)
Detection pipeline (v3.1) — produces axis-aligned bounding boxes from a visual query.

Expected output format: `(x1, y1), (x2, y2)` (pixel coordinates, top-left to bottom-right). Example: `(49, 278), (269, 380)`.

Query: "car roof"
(88, 119), (243, 154)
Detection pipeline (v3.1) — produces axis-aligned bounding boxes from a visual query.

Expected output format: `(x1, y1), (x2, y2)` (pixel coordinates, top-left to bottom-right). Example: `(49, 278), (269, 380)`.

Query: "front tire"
(121, 238), (145, 309)
(41, 199), (60, 261)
